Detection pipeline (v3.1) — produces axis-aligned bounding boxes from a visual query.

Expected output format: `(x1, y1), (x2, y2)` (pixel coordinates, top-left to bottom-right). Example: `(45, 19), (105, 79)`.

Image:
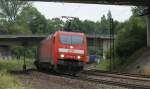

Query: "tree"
(0, 0), (28, 22)
(82, 20), (96, 34)
(47, 18), (64, 34)
(16, 6), (47, 34)
(107, 10), (112, 20)
(64, 18), (83, 32)
(115, 7), (146, 58)
(0, 0), (29, 34)
(98, 15), (109, 35)
(65, 18), (97, 34)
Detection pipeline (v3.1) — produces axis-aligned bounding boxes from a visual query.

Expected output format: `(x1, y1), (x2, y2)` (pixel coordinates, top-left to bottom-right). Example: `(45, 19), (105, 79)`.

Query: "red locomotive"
(34, 31), (88, 73)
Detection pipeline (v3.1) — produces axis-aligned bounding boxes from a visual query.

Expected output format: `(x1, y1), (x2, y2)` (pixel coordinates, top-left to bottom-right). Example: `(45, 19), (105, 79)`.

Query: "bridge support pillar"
(147, 14), (150, 47)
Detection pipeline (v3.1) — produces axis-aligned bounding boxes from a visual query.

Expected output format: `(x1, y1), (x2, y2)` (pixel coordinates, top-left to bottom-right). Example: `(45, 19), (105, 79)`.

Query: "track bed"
(11, 70), (130, 89)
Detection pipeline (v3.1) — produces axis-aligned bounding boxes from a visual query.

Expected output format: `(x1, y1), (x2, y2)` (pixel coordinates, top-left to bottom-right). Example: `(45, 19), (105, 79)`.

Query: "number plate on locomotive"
(68, 49), (74, 53)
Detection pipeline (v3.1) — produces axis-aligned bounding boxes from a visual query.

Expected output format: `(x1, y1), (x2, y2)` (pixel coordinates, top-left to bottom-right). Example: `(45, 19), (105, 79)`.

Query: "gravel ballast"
(14, 71), (130, 89)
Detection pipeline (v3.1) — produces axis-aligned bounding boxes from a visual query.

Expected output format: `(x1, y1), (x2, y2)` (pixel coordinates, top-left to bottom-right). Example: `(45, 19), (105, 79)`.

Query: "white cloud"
(33, 2), (133, 22)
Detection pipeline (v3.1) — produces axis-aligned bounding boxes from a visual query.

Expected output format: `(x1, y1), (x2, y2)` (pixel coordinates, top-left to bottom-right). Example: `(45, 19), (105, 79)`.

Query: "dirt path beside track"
(13, 70), (130, 89)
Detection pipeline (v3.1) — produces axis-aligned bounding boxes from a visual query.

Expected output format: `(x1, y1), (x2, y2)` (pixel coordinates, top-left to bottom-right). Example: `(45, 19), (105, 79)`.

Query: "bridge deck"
(24, 0), (149, 6)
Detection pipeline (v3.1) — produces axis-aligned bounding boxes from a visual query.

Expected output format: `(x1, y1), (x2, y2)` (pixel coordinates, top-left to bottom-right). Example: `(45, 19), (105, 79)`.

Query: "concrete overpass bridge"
(0, 35), (46, 46)
(0, 34), (113, 59)
(25, 0), (149, 6)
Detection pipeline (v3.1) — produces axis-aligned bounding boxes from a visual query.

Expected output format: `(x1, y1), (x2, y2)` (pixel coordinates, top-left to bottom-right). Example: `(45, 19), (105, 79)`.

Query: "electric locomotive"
(34, 31), (88, 73)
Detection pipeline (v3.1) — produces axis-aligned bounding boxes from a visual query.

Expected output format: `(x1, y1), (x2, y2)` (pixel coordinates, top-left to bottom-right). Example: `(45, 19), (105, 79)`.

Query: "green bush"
(0, 70), (27, 89)
(0, 59), (33, 89)
(11, 47), (37, 59)
(115, 17), (146, 59)
(96, 59), (110, 71)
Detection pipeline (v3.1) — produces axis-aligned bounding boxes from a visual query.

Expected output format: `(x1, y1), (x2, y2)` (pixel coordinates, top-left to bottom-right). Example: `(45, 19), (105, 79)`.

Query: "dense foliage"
(115, 7), (147, 59)
(0, 2), (119, 35)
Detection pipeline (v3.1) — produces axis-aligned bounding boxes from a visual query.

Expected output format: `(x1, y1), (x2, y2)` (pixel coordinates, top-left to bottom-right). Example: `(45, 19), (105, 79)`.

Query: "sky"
(33, 2), (133, 22)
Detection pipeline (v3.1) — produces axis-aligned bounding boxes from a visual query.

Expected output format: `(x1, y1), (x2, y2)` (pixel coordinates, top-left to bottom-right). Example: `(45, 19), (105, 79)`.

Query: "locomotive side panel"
(38, 37), (53, 63)
(83, 35), (88, 63)
(52, 33), (59, 65)
(49, 36), (56, 65)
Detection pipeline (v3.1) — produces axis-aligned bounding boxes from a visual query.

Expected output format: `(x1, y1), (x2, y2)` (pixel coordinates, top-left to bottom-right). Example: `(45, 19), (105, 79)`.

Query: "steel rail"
(81, 70), (150, 81)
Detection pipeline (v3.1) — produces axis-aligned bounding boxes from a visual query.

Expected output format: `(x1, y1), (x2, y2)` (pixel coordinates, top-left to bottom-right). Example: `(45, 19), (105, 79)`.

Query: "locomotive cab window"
(60, 35), (83, 45)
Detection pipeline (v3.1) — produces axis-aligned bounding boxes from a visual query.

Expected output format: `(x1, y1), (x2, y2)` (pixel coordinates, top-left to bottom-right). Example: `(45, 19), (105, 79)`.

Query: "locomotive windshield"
(60, 35), (83, 45)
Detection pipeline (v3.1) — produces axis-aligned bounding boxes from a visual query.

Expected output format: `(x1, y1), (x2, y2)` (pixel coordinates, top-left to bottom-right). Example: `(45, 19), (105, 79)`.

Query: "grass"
(95, 58), (124, 72)
(117, 47), (149, 71)
(0, 70), (27, 89)
(0, 59), (34, 89)
(89, 47), (150, 72)
(95, 59), (110, 71)
(125, 47), (148, 66)
(0, 59), (34, 71)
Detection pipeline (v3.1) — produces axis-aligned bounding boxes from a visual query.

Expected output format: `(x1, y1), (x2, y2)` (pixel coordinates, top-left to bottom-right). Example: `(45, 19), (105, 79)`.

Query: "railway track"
(81, 69), (150, 81)
(76, 69), (150, 89)
(75, 75), (150, 89)
(40, 69), (150, 89)
(51, 72), (149, 89)
(10, 69), (150, 89)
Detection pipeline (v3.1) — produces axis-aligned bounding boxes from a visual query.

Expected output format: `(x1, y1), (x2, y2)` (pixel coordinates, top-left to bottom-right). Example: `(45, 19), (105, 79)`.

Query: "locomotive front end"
(56, 32), (88, 71)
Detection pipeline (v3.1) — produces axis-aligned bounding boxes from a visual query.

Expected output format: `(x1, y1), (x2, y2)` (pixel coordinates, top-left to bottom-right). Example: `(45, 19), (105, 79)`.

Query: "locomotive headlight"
(60, 54), (64, 58)
(77, 56), (81, 59)
(70, 46), (73, 49)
